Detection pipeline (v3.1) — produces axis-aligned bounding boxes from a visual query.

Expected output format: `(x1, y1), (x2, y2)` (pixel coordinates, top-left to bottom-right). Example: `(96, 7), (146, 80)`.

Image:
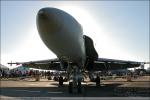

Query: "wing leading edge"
(8, 58), (61, 70)
(8, 58), (145, 71)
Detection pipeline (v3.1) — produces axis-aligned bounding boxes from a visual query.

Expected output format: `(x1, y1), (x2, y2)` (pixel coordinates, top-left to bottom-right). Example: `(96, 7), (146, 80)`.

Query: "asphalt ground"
(0, 76), (150, 99)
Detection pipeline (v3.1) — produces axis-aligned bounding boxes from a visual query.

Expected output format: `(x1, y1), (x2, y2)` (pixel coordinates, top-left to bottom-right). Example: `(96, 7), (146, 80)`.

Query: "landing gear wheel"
(77, 81), (82, 93)
(68, 82), (73, 93)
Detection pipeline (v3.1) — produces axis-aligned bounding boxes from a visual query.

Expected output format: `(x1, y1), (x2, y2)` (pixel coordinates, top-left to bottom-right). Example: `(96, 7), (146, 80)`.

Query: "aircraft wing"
(8, 58), (62, 70)
(92, 58), (144, 71)
(8, 58), (146, 71)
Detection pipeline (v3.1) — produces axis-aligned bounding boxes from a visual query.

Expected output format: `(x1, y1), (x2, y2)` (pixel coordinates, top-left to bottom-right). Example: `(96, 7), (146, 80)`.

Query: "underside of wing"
(92, 58), (143, 71)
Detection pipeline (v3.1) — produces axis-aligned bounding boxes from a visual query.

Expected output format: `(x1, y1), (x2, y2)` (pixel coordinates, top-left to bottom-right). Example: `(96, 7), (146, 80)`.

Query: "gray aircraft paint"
(37, 7), (86, 64)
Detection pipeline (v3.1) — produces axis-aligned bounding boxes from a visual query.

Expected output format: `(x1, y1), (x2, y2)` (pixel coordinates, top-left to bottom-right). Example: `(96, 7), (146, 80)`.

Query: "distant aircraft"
(8, 7), (148, 93)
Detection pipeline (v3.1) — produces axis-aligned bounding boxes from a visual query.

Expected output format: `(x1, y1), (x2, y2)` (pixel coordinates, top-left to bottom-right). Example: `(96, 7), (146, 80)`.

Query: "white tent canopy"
(0, 64), (9, 70)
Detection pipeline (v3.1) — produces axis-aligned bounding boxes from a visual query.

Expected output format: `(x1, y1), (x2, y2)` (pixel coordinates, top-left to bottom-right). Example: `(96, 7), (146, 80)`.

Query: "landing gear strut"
(67, 64), (83, 93)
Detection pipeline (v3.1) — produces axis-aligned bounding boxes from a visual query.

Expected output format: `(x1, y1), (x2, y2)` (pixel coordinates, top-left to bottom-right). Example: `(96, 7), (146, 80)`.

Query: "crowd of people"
(0, 67), (147, 81)
(0, 68), (66, 79)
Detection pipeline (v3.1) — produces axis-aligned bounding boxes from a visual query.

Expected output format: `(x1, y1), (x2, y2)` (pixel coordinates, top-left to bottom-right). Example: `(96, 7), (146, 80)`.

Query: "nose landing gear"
(68, 80), (82, 94)
(68, 65), (83, 94)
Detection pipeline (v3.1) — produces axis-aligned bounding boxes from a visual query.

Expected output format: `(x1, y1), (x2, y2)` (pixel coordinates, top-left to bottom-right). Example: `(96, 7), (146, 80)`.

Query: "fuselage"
(36, 7), (86, 64)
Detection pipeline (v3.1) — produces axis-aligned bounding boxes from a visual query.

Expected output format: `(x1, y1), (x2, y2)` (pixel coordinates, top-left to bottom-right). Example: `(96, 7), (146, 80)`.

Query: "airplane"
(8, 7), (148, 93)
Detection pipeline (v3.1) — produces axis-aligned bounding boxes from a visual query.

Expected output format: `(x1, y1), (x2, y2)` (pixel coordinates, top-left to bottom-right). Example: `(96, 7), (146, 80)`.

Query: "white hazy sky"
(1, 1), (149, 69)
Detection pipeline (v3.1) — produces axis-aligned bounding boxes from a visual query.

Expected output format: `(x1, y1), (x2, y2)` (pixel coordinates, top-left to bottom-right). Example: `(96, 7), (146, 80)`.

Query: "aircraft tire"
(68, 82), (73, 93)
(77, 81), (82, 93)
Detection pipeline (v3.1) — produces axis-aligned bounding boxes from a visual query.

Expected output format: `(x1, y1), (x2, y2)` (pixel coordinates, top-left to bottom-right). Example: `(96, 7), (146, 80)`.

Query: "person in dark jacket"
(95, 74), (100, 86)
(59, 75), (64, 86)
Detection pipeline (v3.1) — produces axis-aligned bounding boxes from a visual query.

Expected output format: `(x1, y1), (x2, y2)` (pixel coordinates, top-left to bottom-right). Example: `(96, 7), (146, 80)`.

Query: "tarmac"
(0, 76), (150, 99)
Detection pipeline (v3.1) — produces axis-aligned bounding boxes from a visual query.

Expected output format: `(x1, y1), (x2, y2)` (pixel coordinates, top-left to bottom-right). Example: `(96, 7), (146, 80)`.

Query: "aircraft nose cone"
(37, 8), (62, 34)
(38, 9), (48, 21)
(38, 9), (44, 15)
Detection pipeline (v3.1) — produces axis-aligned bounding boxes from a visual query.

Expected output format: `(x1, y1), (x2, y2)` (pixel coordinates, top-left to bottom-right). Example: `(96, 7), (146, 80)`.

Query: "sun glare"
(58, 6), (136, 61)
